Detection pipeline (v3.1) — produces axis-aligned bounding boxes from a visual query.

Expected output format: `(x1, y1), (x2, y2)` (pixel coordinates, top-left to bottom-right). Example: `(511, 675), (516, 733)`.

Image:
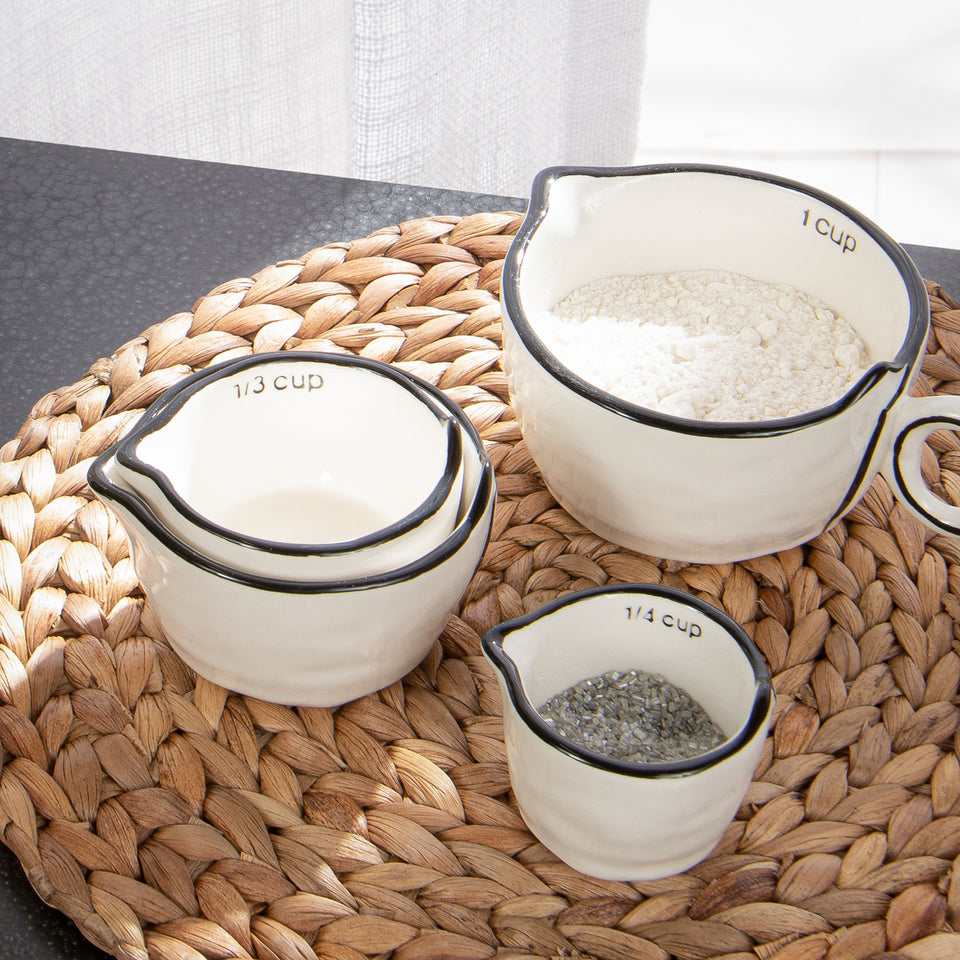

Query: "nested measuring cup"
(88, 360), (497, 707)
(110, 352), (464, 580)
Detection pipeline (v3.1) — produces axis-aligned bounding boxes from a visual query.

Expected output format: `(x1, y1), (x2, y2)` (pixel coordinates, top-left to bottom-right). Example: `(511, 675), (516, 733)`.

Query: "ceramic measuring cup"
(482, 583), (773, 881)
(110, 352), (464, 580)
(88, 402), (496, 707)
(500, 164), (958, 562)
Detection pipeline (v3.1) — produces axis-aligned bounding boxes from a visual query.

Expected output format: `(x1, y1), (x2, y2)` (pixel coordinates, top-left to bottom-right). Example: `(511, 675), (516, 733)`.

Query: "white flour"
(538, 270), (871, 421)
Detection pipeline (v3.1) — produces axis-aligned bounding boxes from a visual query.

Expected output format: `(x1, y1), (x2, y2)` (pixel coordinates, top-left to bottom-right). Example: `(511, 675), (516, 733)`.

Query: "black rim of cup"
(482, 582), (773, 778)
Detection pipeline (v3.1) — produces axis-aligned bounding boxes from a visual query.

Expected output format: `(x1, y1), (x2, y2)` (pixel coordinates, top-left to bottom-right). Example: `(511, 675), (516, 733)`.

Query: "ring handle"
(881, 395), (960, 537)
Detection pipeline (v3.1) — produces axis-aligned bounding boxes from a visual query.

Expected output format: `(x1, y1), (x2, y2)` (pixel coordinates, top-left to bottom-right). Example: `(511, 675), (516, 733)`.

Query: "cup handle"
(880, 395), (960, 537)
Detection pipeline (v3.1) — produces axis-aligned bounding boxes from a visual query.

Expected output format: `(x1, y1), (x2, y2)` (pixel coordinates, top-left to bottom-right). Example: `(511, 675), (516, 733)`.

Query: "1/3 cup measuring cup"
(106, 352), (465, 580)
(500, 164), (960, 562)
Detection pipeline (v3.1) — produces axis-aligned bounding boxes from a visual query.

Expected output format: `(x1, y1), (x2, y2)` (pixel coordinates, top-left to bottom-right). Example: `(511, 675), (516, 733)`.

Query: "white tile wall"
(635, 0), (960, 250)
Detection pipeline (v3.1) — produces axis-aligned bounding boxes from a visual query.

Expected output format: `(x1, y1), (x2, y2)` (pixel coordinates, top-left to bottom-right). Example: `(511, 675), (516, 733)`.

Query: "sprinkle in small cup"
(482, 583), (773, 881)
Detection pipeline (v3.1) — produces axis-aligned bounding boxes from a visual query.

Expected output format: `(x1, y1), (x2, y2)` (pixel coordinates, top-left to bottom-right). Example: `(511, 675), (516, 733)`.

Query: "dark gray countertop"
(0, 137), (526, 445)
(1, 137), (959, 959)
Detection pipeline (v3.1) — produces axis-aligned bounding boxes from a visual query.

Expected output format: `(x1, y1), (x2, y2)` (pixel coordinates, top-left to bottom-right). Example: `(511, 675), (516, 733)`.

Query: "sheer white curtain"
(0, 0), (650, 197)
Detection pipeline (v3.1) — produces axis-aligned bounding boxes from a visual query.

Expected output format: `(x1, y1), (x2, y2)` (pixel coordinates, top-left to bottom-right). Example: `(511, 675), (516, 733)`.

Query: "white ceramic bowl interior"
(483, 583), (773, 880)
(112, 353), (466, 579)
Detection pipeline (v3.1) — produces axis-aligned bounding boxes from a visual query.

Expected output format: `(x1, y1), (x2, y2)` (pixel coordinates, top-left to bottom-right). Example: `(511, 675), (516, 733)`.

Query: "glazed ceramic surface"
(500, 164), (960, 563)
(482, 584), (773, 881)
(111, 353), (464, 580)
(89, 429), (495, 706)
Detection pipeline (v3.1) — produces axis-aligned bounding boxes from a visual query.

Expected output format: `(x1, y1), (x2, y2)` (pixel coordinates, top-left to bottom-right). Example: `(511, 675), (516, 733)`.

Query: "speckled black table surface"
(0, 137), (959, 959)
(0, 137), (527, 445)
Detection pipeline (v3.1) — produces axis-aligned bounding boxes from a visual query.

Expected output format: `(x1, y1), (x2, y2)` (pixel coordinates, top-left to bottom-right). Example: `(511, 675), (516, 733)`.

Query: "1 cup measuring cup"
(500, 164), (960, 562)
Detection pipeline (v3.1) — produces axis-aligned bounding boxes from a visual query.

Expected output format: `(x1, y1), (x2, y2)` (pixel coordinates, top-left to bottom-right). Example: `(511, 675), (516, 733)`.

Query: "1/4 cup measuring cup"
(482, 583), (773, 880)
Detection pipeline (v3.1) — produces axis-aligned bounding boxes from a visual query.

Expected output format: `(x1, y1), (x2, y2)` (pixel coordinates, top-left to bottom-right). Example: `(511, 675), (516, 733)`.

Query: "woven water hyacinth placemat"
(2, 212), (960, 960)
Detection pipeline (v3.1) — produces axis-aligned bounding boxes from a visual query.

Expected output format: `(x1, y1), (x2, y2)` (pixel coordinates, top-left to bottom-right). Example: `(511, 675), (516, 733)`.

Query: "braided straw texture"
(3, 213), (960, 960)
